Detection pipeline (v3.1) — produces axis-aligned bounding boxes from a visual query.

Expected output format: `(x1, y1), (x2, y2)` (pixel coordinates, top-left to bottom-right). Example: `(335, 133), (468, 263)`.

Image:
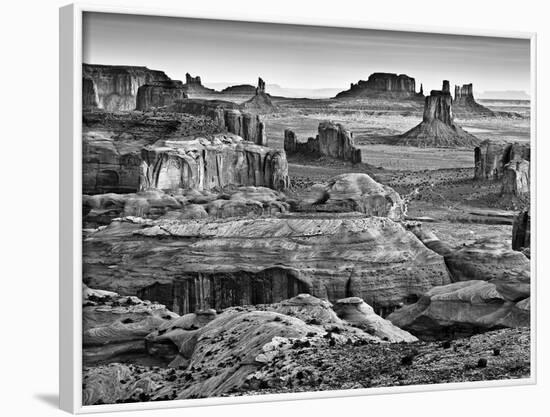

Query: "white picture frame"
(59, 3), (537, 413)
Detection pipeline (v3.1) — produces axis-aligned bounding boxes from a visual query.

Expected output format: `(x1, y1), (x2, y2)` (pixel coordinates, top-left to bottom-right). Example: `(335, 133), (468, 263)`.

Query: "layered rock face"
(453, 83), (494, 117)
(335, 72), (418, 99)
(139, 134), (288, 192)
(83, 214), (451, 315)
(284, 122), (362, 163)
(82, 112), (223, 194)
(82, 64), (171, 111)
(168, 99), (267, 146)
(136, 80), (188, 111)
(399, 81), (480, 147)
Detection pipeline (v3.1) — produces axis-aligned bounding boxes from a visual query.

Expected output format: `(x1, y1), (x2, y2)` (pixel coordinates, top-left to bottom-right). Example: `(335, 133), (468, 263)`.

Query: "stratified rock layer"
(139, 134), (288, 192)
(399, 81), (480, 148)
(284, 122), (361, 163)
(501, 159), (530, 196)
(83, 214), (451, 315)
(82, 64), (171, 111)
(136, 80), (188, 111)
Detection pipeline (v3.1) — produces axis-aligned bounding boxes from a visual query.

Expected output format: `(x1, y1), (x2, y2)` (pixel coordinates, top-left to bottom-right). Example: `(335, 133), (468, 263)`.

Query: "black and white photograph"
(77, 10), (534, 408)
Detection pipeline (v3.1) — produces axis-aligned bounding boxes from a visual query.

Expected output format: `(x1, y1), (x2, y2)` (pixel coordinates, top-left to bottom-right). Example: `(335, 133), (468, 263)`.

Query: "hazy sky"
(83, 12), (530, 94)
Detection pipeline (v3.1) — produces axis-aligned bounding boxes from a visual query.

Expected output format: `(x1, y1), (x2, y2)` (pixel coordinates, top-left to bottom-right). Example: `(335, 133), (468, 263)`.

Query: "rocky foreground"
(82, 287), (530, 405)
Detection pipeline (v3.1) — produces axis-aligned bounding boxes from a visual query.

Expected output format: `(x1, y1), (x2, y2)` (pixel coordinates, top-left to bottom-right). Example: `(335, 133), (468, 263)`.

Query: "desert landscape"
(79, 62), (531, 405)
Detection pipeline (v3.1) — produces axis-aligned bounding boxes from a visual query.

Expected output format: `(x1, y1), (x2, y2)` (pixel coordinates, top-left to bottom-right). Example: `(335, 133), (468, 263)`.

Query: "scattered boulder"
(398, 80), (480, 148)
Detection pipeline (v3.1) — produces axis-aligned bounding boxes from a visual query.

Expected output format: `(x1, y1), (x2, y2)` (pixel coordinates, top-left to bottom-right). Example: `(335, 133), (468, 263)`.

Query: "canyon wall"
(284, 122), (362, 163)
(82, 64), (171, 111)
(139, 134), (289, 192)
(335, 72), (418, 99)
(136, 80), (188, 111)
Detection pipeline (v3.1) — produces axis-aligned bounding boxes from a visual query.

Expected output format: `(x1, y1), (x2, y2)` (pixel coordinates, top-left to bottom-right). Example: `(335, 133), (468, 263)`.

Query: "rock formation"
(284, 122), (362, 163)
(220, 84), (256, 95)
(398, 80), (481, 147)
(501, 159), (530, 196)
(453, 83), (494, 117)
(82, 112), (223, 194)
(242, 77), (276, 114)
(83, 187), (290, 226)
(387, 280), (530, 339)
(307, 173), (405, 220)
(136, 80), (188, 111)
(333, 297), (417, 342)
(83, 214), (451, 315)
(139, 134), (288, 192)
(168, 99), (267, 146)
(82, 77), (99, 109)
(335, 73), (418, 99)
(512, 209), (530, 254)
(82, 64), (171, 111)
(409, 223), (530, 286)
(181, 73), (216, 96)
(82, 285), (178, 366)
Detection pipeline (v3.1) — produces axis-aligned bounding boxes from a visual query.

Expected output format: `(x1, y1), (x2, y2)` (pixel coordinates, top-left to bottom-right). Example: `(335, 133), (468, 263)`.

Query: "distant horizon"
(83, 12), (530, 98)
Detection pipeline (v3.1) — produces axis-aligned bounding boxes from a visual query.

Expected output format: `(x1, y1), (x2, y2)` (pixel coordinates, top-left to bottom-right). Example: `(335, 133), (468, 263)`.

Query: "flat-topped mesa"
(136, 80), (188, 111)
(185, 73), (202, 85)
(284, 122), (362, 164)
(453, 83), (494, 116)
(474, 140), (530, 180)
(82, 64), (171, 111)
(335, 72), (419, 99)
(167, 99), (267, 146)
(398, 80), (480, 148)
(139, 134), (289, 192)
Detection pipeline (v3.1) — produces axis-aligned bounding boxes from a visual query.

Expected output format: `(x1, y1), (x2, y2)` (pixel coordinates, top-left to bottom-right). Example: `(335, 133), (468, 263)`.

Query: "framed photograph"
(60, 3), (536, 413)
